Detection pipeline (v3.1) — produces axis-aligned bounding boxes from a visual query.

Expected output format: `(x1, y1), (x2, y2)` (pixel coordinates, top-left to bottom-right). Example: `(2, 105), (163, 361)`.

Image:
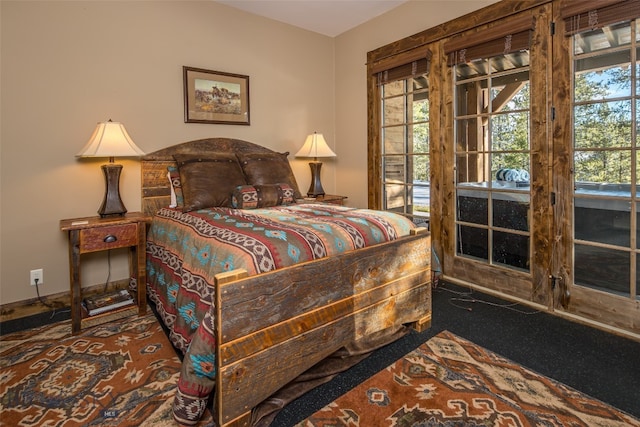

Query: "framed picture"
(183, 66), (250, 125)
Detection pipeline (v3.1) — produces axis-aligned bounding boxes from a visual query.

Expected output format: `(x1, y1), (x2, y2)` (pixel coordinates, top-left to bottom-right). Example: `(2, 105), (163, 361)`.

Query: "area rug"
(0, 313), (213, 427)
(296, 330), (640, 427)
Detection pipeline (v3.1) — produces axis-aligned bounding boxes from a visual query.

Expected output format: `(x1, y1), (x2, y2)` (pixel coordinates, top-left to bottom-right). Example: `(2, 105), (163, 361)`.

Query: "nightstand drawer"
(79, 223), (138, 253)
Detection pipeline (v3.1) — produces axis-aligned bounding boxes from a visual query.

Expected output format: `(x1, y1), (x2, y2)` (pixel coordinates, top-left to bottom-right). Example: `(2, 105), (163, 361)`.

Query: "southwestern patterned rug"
(0, 313), (213, 427)
(295, 330), (640, 427)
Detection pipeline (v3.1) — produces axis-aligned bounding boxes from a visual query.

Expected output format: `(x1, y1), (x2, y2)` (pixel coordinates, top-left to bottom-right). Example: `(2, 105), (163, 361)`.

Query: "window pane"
(456, 80), (488, 116)
(412, 123), (429, 154)
(383, 156), (405, 183)
(491, 112), (530, 151)
(574, 101), (632, 149)
(413, 182), (430, 217)
(384, 126), (405, 155)
(493, 194), (530, 231)
(575, 54), (631, 102)
(636, 255), (640, 300)
(457, 190), (488, 225)
(412, 154), (429, 182)
(455, 118), (483, 152)
(574, 22), (632, 55)
(575, 198), (631, 246)
(413, 97), (429, 122)
(490, 51), (529, 73)
(492, 153), (530, 180)
(575, 244), (630, 295)
(491, 74), (530, 111)
(574, 149), (632, 184)
(457, 225), (488, 260)
(636, 202), (640, 249)
(383, 80), (404, 97)
(456, 153), (490, 184)
(493, 231), (529, 270)
(637, 47), (640, 96)
(383, 96), (405, 126)
(384, 183), (406, 210)
(456, 58), (490, 80)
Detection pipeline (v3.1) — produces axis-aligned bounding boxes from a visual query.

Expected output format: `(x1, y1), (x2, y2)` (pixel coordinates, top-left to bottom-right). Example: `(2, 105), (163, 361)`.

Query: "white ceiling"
(214, 0), (409, 37)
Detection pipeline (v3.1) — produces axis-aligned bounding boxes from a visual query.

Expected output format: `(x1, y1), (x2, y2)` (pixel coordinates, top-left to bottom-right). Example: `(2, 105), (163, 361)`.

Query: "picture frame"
(183, 66), (250, 125)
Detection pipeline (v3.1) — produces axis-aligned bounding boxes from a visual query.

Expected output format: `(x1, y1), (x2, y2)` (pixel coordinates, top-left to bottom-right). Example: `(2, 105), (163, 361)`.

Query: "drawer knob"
(103, 234), (117, 243)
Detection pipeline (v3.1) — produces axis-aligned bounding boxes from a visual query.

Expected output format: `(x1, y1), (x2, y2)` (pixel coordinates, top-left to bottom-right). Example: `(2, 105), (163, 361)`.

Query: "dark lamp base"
(307, 161), (326, 197)
(99, 163), (127, 217)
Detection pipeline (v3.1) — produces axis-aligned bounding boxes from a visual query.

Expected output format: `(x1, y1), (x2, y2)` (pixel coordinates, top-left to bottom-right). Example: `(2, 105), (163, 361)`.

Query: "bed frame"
(141, 138), (432, 427)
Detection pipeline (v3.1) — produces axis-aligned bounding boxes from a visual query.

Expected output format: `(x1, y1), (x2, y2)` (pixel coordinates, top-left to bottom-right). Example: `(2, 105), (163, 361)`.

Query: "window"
(571, 16), (639, 299)
(380, 69), (430, 227)
(448, 22), (533, 271)
(378, 58), (431, 226)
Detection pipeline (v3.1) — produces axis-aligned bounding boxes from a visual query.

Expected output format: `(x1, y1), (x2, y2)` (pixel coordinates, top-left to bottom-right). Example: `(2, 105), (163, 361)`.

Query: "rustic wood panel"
(217, 232), (430, 340)
(429, 41), (446, 282)
(567, 286), (640, 332)
(445, 256), (533, 303)
(528, 3), (553, 306)
(219, 269), (429, 365)
(440, 37), (456, 276)
(216, 284), (431, 425)
(366, 67), (382, 209)
(550, 5), (575, 311)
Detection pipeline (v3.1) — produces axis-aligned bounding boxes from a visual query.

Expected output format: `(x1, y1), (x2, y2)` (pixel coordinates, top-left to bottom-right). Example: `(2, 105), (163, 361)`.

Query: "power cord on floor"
(436, 283), (541, 315)
(33, 278), (70, 319)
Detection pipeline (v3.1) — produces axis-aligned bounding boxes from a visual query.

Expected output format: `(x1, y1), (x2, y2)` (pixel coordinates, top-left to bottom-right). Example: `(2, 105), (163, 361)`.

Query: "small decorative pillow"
(167, 166), (184, 208)
(174, 153), (247, 211)
(236, 152), (302, 200)
(232, 184), (295, 209)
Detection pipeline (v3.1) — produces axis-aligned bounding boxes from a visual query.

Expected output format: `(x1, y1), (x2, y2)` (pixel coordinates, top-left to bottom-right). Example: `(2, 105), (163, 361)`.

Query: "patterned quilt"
(145, 203), (417, 425)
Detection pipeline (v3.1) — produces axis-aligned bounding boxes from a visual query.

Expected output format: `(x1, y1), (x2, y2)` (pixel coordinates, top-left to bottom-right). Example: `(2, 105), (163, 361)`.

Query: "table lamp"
(77, 119), (145, 217)
(295, 132), (336, 197)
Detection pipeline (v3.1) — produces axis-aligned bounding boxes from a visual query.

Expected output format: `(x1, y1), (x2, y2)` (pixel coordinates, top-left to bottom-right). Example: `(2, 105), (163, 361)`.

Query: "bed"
(141, 138), (432, 427)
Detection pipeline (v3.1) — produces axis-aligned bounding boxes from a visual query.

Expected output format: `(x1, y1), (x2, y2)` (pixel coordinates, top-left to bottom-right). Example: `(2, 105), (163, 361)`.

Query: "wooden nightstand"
(60, 212), (152, 334)
(316, 194), (347, 205)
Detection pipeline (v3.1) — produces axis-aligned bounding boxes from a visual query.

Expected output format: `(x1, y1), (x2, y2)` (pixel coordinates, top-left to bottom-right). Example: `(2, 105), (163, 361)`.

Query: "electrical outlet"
(30, 269), (44, 286)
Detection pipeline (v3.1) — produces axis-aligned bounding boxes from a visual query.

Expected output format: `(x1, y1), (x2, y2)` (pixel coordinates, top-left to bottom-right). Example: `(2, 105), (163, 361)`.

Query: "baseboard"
(0, 279), (130, 323)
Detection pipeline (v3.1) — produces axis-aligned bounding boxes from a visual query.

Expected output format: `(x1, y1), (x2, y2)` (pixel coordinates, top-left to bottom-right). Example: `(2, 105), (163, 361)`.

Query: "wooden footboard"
(214, 228), (431, 426)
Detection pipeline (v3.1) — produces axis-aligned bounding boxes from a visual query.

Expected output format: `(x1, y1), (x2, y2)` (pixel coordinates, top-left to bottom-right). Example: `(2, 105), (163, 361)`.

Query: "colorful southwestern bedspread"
(145, 203), (418, 424)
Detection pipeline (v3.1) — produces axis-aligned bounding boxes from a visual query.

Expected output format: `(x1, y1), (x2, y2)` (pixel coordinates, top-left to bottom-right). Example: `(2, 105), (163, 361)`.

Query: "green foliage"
(574, 67), (633, 184)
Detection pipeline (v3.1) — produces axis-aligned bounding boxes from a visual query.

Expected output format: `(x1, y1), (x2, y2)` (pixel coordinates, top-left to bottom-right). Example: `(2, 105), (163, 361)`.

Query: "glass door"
(569, 18), (640, 323)
(442, 5), (552, 305)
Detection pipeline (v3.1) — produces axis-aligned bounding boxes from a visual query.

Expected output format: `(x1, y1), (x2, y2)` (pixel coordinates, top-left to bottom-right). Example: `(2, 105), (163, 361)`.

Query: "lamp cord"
(33, 279), (70, 319)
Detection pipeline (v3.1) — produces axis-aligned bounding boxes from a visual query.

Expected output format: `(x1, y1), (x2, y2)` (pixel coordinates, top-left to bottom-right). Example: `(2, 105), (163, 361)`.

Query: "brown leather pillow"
(236, 152), (302, 199)
(174, 153), (247, 211)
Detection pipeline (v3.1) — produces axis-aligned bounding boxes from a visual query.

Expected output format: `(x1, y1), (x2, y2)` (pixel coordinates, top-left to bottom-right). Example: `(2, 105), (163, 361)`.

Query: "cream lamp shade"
(295, 132), (336, 197)
(77, 120), (145, 217)
(77, 120), (145, 159)
(294, 132), (336, 160)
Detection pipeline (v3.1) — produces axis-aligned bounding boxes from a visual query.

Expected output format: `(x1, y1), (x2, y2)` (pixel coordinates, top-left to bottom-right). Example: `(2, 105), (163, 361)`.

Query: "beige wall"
(0, 0), (335, 304)
(1, 0), (493, 305)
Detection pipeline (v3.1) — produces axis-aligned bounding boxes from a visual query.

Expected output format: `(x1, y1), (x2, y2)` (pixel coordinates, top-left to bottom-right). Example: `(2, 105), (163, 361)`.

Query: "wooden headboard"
(141, 138), (277, 215)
